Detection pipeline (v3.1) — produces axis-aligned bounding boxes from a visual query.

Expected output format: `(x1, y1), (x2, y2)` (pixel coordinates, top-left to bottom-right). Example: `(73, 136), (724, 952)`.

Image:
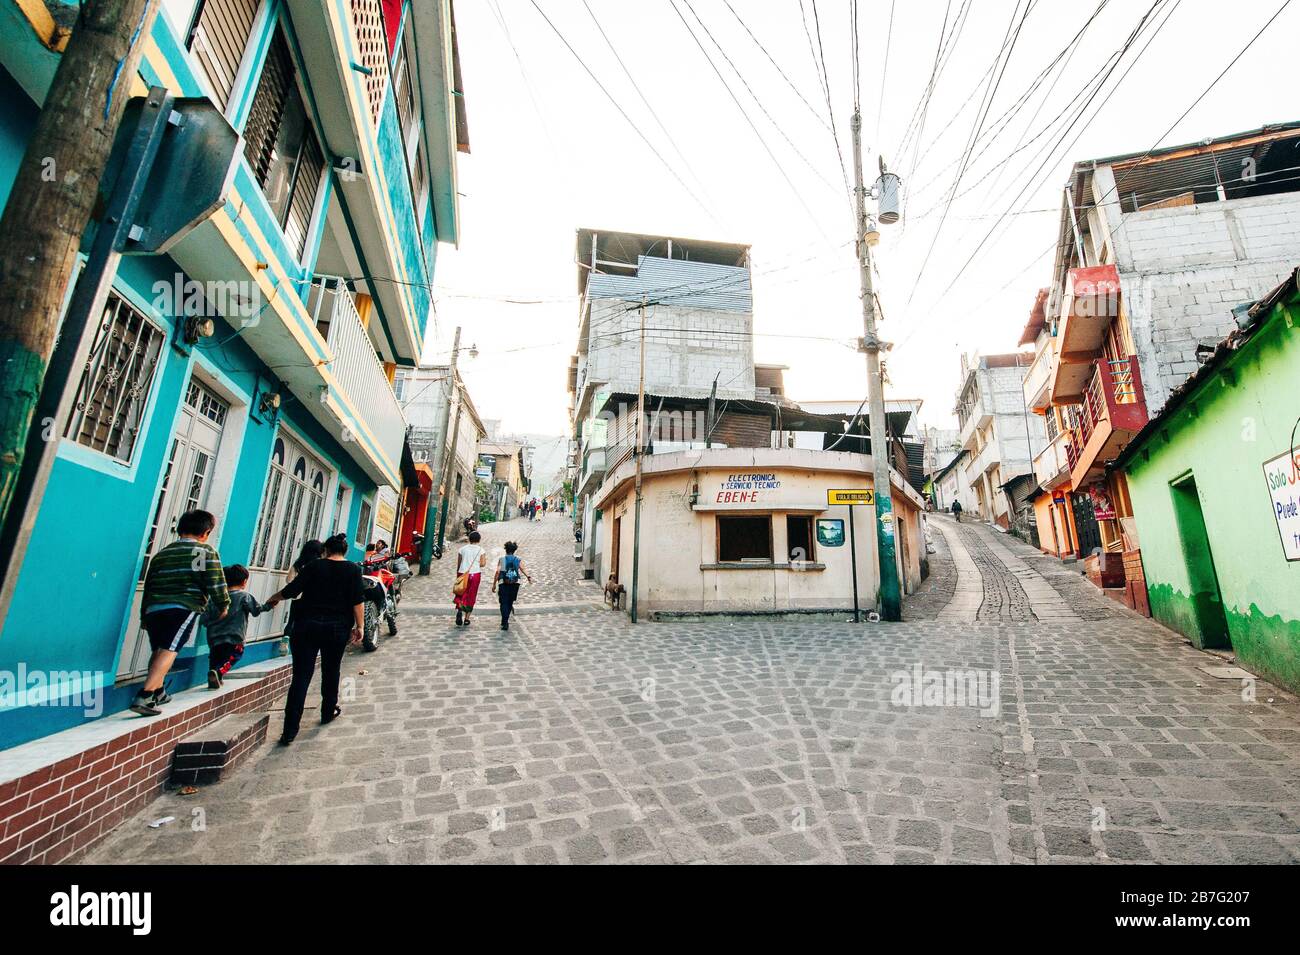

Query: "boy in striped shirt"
(131, 509), (230, 716)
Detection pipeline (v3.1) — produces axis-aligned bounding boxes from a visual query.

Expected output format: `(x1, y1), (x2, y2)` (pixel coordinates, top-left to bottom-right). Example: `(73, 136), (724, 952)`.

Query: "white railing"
(957, 394), (990, 451)
(1022, 341), (1053, 409)
(307, 278), (407, 473)
(1032, 429), (1071, 488)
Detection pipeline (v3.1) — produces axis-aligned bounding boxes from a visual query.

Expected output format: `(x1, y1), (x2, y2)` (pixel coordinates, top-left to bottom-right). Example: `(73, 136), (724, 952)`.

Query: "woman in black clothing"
(266, 534), (364, 745)
(283, 539), (323, 637)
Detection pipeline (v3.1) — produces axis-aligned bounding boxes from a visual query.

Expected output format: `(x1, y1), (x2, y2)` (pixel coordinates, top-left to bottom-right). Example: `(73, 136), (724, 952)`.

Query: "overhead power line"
(579, 0), (717, 211)
(666, 0), (828, 237)
(896, 0), (1175, 350)
(875, 0), (896, 140)
(905, 0), (1036, 306)
(526, 0), (720, 225)
(676, 0), (842, 196)
(719, 0), (831, 133)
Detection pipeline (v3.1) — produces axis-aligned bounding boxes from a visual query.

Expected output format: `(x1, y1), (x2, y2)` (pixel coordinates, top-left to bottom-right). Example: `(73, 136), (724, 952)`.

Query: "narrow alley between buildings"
(84, 514), (1300, 865)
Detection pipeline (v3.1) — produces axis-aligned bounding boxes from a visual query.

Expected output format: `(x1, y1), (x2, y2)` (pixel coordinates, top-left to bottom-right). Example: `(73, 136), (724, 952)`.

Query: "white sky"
(427, 0), (1298, 435)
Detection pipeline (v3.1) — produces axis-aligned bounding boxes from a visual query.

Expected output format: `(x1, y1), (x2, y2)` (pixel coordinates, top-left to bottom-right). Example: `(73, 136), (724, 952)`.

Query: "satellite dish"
(876, 172), (902, 225)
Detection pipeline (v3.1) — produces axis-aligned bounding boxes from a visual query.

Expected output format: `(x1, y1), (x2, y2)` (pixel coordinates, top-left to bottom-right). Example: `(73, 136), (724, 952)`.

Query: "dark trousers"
(209, 641), (244, 676)
(282, 615), (350, 739)
(497, 582), (519, 626)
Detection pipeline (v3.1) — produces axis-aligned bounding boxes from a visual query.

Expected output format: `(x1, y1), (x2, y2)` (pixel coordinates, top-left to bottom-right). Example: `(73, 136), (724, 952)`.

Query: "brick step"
(170, 713), (269, 787)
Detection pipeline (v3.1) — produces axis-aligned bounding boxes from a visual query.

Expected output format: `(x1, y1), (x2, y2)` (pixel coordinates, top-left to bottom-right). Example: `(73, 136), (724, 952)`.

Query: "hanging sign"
(1089, 485), (1116, 521)
(1263, 449), (1300, 561)
(816, 519), (845, 547)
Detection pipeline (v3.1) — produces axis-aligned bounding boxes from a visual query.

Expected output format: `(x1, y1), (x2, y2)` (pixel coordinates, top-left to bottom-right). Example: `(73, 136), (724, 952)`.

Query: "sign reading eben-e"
(715, 472), (781, 504)
(1262, 449), (1300, 561)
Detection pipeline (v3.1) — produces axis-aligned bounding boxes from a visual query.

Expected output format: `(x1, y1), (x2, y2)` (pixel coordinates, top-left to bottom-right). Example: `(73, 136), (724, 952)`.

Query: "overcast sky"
(428, 0), (1297, 436)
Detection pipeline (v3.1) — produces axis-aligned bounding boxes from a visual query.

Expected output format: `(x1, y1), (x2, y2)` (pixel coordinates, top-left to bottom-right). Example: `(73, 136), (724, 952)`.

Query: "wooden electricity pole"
(0, 0), (162, 527)
(630, 296), (647, 623)
(851, 109), (902, 622)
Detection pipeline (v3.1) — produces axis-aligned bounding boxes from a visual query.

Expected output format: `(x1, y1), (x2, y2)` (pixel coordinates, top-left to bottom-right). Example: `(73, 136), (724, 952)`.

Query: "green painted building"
(1117, 266), (1300, 694)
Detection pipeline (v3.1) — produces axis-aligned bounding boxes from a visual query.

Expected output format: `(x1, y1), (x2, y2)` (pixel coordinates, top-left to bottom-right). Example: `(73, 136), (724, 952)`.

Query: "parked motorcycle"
(359, 551), (414, 650)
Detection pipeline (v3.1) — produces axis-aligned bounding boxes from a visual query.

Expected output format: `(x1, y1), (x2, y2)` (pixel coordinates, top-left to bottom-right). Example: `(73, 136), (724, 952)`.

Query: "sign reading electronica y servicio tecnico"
(715, 473), (782, 504)
(1262, 449), (1300, 561)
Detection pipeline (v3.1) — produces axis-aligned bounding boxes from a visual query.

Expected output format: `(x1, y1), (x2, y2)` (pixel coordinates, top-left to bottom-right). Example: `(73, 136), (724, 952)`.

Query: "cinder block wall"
(586, 300), (755, 400)
(1118, 192), (1300, 413)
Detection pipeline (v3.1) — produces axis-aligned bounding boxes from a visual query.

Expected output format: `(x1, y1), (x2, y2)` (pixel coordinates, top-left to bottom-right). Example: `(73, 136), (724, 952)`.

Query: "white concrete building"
(567, 229), (753, 577)
(395, 365), (486, 536)
(954, 352), (1046, 527)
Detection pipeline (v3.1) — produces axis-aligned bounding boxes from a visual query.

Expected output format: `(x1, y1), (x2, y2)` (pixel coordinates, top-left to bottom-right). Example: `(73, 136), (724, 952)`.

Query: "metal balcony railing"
(306, 278), (407, 470)
(1065, 355), (1147, 477)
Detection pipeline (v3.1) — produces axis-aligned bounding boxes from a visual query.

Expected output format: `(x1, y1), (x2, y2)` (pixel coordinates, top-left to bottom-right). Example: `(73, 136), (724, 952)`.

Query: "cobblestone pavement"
(84, 515), (1300, 864)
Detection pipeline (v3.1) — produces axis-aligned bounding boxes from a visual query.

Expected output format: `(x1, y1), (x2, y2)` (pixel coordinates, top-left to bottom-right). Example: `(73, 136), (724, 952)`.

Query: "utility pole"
(419, 326), (460, 574)
(851, 109), (902, 622)
(0, 0), (162, 529)
(630, 296), (647, 623)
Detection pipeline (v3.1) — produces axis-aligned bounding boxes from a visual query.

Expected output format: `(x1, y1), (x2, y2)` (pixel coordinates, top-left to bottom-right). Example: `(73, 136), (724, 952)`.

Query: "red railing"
(1064, 355), (1148, 478)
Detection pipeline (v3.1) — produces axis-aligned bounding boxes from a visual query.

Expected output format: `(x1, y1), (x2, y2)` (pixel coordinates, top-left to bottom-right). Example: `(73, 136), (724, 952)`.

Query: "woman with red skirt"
(454, 530), (487, 626)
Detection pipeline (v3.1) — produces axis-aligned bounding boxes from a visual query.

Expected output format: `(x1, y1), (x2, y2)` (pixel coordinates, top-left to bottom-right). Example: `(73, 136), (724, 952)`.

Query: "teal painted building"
(1117, 266), (1300, 694)
(0, 0), (467, 748)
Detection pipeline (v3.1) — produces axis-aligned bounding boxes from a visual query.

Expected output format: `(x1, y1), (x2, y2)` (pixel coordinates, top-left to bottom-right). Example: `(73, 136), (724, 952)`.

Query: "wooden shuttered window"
(242, 28), (325, 260)
(284, 133), (324, 259)
(186, 0), (261, 111)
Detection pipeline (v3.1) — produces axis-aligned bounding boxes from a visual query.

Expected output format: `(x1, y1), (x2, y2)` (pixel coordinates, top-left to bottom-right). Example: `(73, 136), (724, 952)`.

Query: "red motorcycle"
(359, 551), (414, 650)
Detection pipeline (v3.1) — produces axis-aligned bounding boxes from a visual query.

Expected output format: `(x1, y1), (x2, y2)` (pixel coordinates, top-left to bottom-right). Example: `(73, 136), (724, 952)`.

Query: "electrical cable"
(666, 0), (828, 237)
(677, 0), (842, 196)
(580, 0), (718, 211)
(526, 0), (720, 224)
(719, 0), (831, 133)
(904, 0), (1036, 306)
(898, 0), (1173, 337)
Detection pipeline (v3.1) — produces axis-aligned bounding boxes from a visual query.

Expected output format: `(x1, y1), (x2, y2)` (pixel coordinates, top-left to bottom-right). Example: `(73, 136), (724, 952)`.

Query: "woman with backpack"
(491, 541), (533, 631)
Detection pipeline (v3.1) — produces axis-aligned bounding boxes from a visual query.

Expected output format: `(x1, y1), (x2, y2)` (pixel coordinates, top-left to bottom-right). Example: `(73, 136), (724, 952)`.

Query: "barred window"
(64, 292), (165, 463)
(185, 379), (228, 425)
(355, 499), (373, 547)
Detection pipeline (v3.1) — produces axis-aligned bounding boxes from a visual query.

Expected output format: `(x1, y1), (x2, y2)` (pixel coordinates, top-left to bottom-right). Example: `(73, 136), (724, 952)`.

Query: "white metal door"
(246, 432), (332, 640)
(118, 380), (229, 680)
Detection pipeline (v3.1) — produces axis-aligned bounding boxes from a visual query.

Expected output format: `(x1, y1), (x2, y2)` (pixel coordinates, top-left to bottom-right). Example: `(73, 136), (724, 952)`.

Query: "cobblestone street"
(85, 514), (1300, 865)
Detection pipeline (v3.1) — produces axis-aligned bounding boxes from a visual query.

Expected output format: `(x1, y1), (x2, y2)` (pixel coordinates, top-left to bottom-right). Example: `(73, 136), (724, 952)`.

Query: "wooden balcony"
(1050, 264), (1121, 403)
(1065, 355), (1148, 488)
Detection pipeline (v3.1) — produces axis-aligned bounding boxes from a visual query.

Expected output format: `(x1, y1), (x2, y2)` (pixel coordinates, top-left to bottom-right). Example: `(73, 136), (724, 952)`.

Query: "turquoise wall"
(1123, 303), (1300, 693)
(0, 0), (446, 750)
(0, 69), (376, 749)
(0, 251), (377, 748)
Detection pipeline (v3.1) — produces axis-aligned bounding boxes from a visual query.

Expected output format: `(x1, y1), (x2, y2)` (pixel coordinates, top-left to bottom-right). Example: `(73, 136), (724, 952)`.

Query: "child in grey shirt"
(205, 565), (269, 688)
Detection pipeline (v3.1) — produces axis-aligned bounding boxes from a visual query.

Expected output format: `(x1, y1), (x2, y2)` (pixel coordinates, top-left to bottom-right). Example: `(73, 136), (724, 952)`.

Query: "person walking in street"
(283, 539), (324, 640)
(204, 564), (268, 689)
(131, 509), (230, 716)
(951, 499), (963, 523)
(265, 534), (364, 746)
(491, 540), (533, 632)
(541, 499), (548, 517)
(453, 530), (487, 627)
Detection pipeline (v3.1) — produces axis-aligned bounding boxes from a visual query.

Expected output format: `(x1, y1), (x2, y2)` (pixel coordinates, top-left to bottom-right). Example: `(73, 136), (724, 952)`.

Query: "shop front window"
(718, 515), (772, 562)
(787, 515), (815, 563)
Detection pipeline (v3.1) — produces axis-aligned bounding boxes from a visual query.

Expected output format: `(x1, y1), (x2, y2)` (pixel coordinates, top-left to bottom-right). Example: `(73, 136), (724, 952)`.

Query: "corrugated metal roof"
(587, 256), (752, 313)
